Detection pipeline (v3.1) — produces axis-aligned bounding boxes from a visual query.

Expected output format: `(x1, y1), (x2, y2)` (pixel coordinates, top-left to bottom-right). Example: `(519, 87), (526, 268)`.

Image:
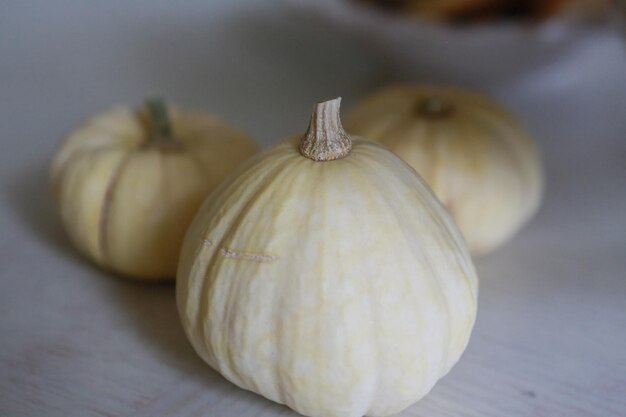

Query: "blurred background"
(1, 1), (625, 416)
(3, 0), (623, 146)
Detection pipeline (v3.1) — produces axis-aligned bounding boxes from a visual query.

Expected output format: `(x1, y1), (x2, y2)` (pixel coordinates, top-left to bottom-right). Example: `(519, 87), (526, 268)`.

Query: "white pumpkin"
(50, 100), (258, 279)
(345, 85), (544, 254)
(177, 98), (478, 417)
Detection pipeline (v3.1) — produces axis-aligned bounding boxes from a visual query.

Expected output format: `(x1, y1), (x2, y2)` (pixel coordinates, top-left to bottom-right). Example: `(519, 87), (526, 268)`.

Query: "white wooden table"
(1, 2), (625, 416)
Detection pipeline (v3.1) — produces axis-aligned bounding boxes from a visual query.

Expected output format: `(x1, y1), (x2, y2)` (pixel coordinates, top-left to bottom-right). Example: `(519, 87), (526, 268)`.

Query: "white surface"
(1, 1), (626, 417)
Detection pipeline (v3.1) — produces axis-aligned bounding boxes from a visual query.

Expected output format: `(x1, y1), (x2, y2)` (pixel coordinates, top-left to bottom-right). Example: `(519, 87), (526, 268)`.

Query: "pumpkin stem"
(417, 97), (453, 118)
(145, 98), (174, 143)
(300, 98), (352, 161)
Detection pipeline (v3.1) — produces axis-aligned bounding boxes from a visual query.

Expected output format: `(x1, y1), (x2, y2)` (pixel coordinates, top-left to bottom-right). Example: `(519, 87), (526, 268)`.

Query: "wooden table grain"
(1, 2), (625, 416)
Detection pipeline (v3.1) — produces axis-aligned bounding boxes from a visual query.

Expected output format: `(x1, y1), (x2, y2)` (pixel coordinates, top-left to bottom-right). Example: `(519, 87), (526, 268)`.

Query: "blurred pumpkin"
(50, 99), (258, 279)
(345, 85), (544, 254)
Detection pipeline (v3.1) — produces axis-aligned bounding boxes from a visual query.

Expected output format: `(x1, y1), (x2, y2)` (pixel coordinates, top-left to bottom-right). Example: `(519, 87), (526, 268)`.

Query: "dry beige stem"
(299, 98), (352, 161)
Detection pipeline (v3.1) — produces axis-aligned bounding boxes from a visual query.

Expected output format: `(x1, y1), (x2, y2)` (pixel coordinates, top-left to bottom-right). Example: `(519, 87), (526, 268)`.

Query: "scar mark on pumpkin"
(201, 239), (213, 247)
(219, 247), (277, 263)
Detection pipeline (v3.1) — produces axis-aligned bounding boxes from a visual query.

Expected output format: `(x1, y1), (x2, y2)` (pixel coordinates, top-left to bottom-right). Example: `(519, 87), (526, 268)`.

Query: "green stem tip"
(145, 98), (172, 142)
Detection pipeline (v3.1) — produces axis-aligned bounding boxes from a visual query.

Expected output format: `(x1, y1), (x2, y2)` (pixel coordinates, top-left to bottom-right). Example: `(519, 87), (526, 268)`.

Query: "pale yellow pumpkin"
(50, 100), (258, 280)
(177, 98), (478, 417)
(345, 85), (544, 254)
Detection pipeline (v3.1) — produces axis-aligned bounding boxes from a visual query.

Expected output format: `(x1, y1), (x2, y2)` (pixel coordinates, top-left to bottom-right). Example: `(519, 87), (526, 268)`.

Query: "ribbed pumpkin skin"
(177, 136), (478, 417)
(345, 85), (544, 255)
(50, 106), (258, 279)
